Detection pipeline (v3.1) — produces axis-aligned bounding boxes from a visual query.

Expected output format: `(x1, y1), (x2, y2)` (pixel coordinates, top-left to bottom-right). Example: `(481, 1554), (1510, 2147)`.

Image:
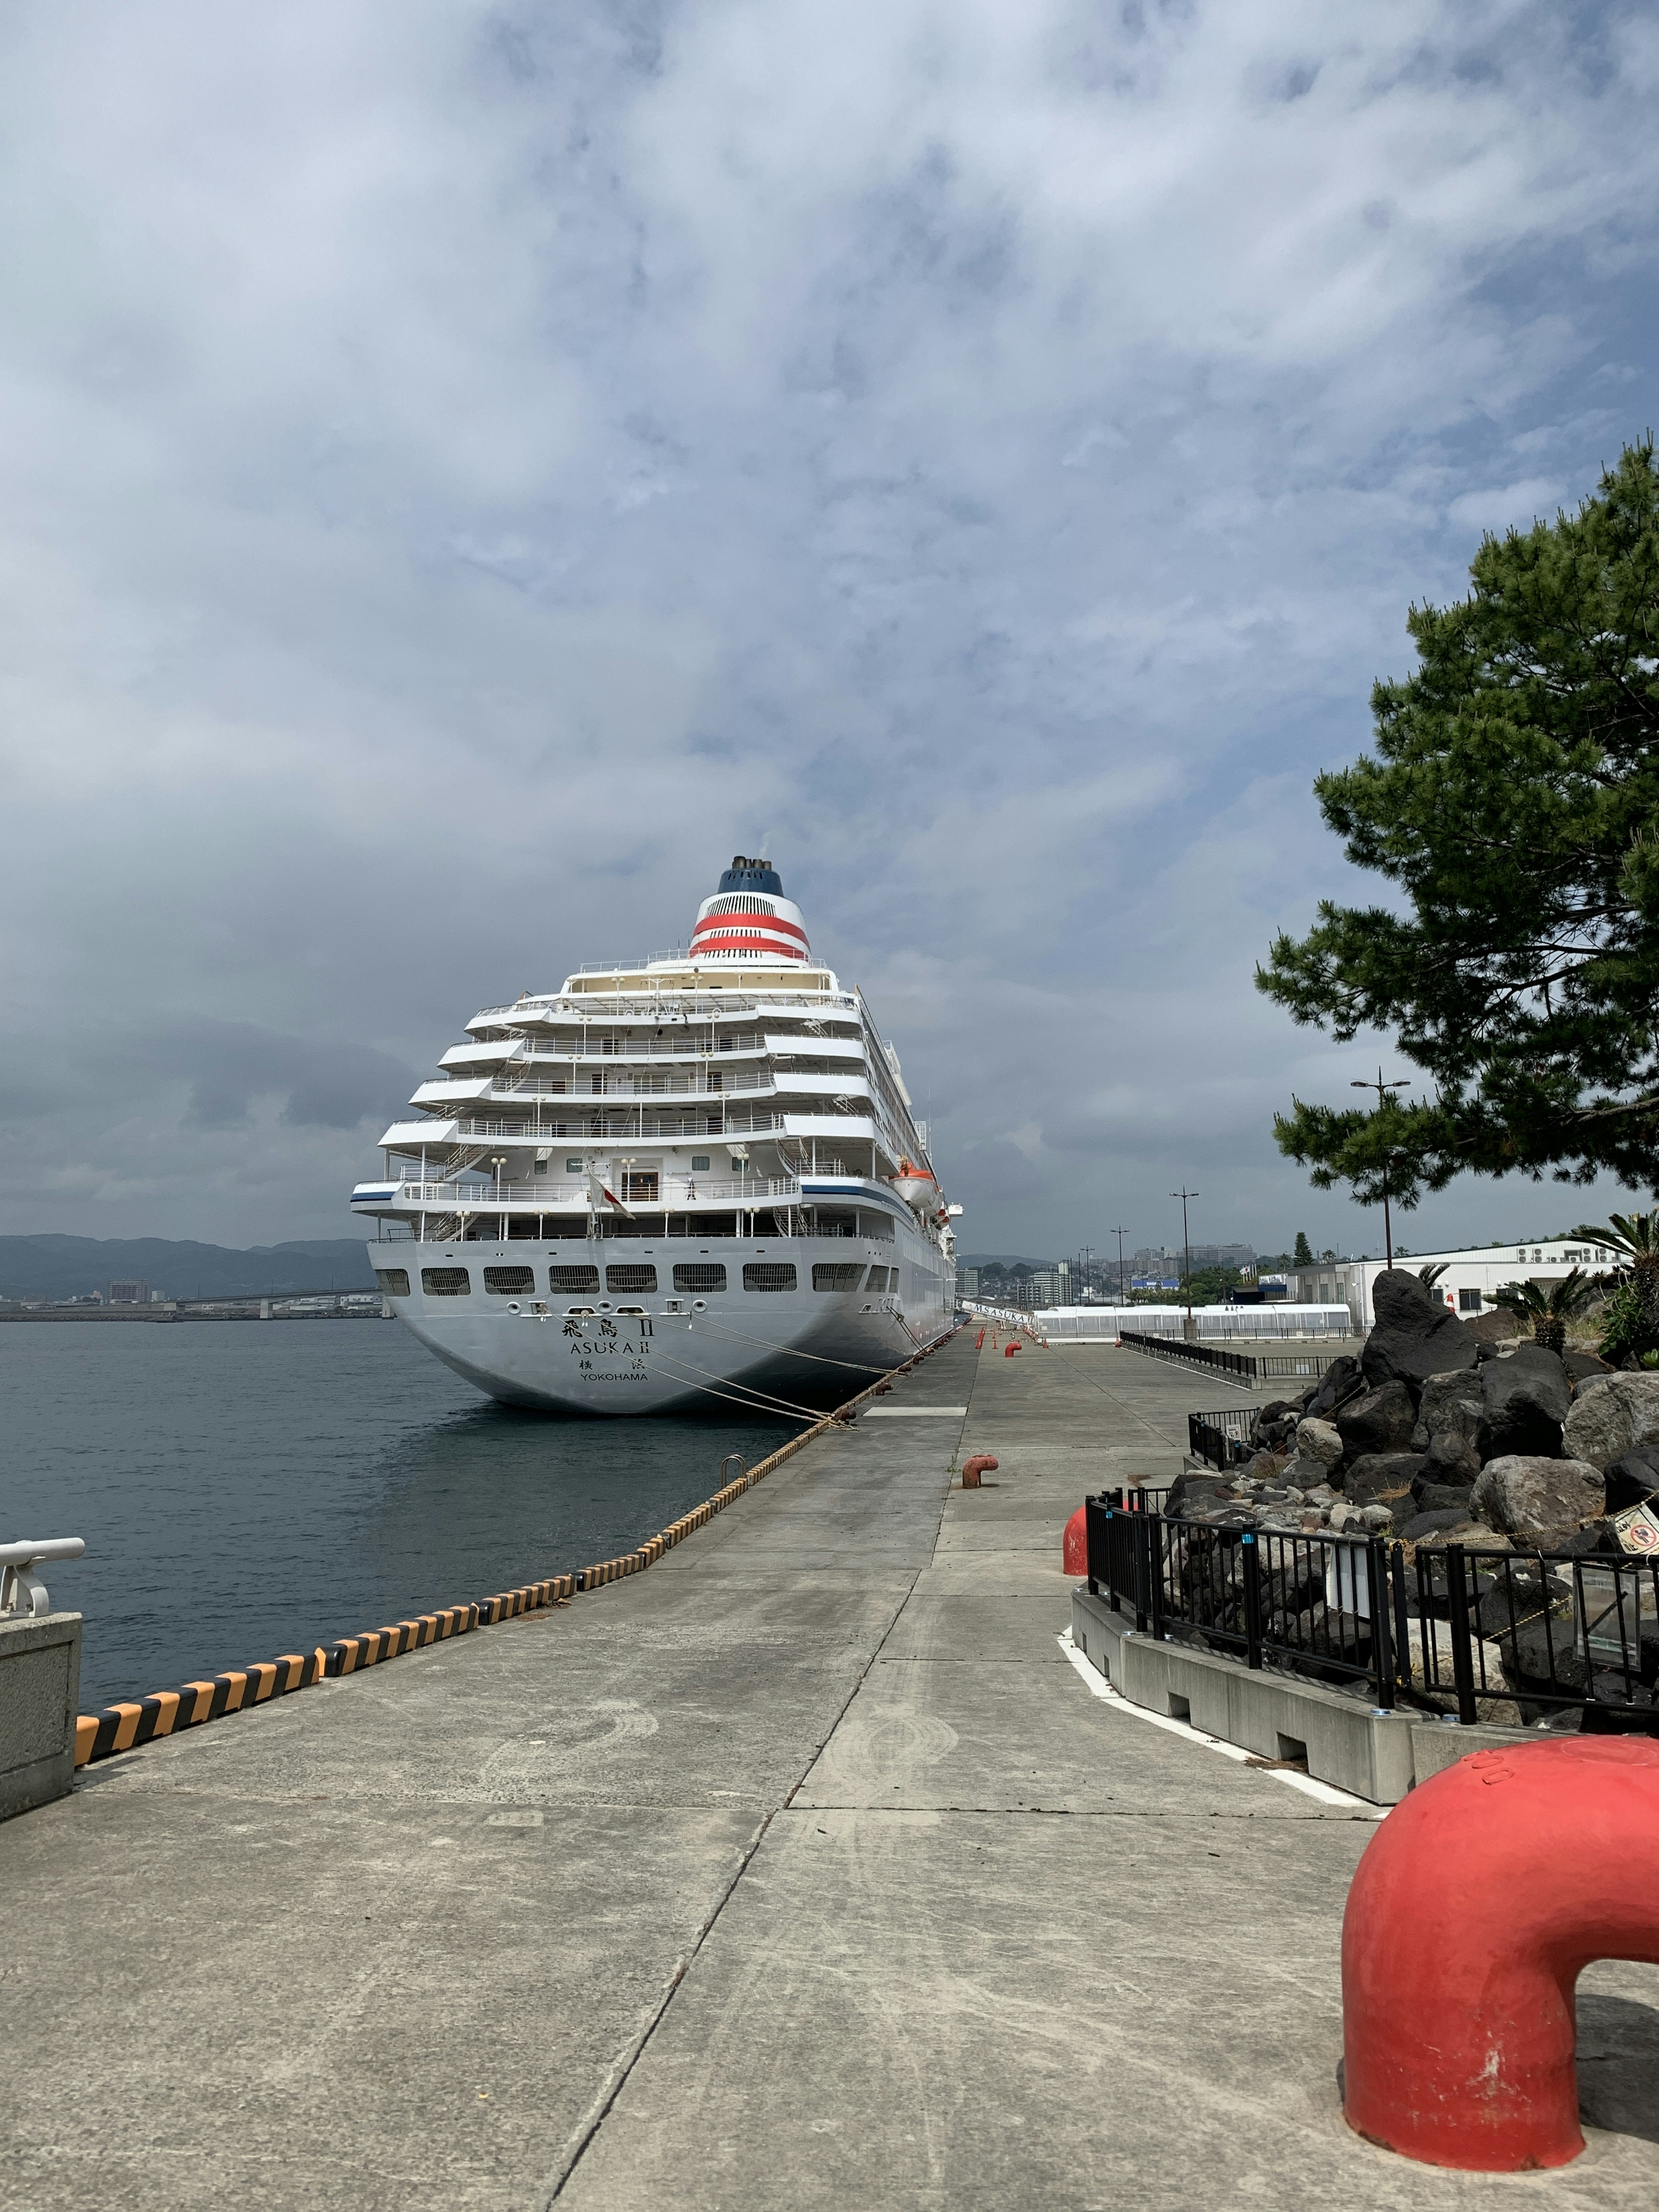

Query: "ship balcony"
(438, 1041), (524, 1070)
(772, 1074), (871, 1100)
(780, 1114), (878, 1141)
(764, 1033), (865, 1058)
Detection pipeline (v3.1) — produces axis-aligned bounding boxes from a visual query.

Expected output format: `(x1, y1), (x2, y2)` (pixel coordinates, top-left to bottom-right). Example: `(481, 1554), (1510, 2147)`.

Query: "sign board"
(1612, 1503), (1659, 1556)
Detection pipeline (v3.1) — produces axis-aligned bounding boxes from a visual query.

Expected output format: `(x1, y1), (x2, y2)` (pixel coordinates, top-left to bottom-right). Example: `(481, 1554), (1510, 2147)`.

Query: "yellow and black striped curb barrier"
(73, 1329), (958, 1769)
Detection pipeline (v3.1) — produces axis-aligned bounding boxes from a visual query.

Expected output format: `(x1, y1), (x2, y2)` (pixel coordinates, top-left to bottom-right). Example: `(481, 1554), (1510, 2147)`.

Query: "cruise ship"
(351, 859), (959, 1414)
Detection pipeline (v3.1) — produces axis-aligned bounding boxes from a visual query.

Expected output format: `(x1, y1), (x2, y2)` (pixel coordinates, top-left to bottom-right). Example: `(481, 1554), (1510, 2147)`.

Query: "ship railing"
(468, 992), (860, 1023)
(438, 1111), (856, 1140)
(369, 1175), (811, 1209)
(486, 1069), (778, 1099)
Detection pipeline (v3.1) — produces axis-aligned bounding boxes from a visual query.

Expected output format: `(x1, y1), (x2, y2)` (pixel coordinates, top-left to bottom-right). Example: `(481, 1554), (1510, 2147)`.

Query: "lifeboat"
(890, 1158), (939, 1211)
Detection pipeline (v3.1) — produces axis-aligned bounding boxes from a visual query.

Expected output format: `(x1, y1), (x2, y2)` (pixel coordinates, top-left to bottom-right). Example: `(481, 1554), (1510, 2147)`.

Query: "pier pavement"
(3, 1332), (1656, 2209)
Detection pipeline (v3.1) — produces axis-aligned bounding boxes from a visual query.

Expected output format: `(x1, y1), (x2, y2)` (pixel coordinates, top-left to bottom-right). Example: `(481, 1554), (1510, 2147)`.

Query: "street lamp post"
(1172, 1189), (1198, 1341)
(1350, 1068), (1409, 1270)
(490, 1154), (507, 1235)
(1110, 1225), (1128, 1308)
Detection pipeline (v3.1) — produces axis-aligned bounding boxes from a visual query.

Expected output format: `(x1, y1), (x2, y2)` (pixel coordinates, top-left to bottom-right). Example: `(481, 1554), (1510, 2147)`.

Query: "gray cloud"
(1, 1), (1656, 1260)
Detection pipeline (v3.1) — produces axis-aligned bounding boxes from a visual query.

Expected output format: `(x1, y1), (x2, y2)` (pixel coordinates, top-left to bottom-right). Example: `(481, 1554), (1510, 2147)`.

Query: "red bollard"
(1341, 1736), (1659, 2171)
(975, 1329), (985, 1350)
(1004, 1342), (1021, 1357)
(1062, 1505), (1088, 1576)
(960, 1455), (998, 1488)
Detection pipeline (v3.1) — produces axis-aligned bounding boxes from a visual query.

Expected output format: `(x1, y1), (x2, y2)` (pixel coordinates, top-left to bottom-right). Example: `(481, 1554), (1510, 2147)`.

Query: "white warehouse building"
(1281, 1236), (1624, 1333)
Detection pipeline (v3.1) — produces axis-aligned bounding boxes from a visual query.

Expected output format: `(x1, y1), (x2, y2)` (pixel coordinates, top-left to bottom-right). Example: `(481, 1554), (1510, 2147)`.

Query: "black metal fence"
(1117, 1331), (1258, 1387)
(1256, 1351), (1344, 1384)
(1187, 1407), (1262, 1471)
(1084, 1493), (1659, 1728)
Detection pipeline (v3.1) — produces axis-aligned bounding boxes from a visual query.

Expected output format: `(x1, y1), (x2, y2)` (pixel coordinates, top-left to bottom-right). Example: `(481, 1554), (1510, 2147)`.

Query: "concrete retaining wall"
(1071, 1585), (1536, 1803)
(0, 1611), (82, 1820)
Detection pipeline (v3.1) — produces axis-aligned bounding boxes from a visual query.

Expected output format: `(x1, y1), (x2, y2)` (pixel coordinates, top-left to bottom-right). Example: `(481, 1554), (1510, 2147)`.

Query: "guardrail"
(1118, 1331), (1259, 1387)
(1084, 1496), (1659, 1728)
(0, 1538), (85, 1618)
(1187, 1407), (1263, 1471)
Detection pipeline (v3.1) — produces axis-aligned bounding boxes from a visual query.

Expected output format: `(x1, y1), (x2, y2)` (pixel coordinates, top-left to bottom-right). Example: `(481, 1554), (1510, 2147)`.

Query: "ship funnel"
(689, 858), (809, 965)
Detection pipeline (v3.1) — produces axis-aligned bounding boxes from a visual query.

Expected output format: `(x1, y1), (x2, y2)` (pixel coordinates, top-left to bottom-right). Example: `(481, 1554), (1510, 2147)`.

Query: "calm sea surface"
(0, 1319), (793, 1711)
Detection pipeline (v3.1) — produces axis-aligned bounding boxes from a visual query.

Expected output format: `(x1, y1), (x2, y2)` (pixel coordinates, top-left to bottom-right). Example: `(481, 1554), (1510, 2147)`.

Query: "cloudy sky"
(3, 1), (1657, 1264)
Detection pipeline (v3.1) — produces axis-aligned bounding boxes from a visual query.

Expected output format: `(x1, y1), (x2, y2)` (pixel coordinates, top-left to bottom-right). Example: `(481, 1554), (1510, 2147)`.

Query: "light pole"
(1110, 1225), (1128, 1307)
(490, 1155), (507, 1234)
(1172, 1189), (1198, 1339)
(1350, 1068), (1409, 1269)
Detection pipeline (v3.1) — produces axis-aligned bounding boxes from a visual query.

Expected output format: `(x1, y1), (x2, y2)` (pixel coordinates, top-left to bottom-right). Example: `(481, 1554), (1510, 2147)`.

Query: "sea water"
(0, 1320), (793, 1711)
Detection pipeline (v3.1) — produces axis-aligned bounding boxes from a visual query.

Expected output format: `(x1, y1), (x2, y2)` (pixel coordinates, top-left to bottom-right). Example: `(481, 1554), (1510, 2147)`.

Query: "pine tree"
(1259, 440), (1659, 1205)
(1293, 1231), (1314, 1267)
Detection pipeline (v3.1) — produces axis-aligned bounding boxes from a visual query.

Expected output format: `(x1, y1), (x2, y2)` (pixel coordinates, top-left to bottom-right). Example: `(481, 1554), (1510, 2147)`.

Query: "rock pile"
(1176, 1269), (1659, 1556)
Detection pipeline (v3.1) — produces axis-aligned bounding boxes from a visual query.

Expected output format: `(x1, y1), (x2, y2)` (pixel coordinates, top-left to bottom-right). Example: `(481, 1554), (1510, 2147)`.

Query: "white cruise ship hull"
(369, 1228), (953, 1415)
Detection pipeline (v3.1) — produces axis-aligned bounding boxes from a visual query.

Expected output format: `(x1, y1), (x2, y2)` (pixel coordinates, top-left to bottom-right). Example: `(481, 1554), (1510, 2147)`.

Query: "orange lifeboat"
(890, 1158), (939, 1211)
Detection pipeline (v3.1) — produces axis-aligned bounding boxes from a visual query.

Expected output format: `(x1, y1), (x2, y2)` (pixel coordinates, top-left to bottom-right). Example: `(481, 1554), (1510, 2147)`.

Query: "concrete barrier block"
(1409, 1716), (1538, 1786)
(1071, 1587), (1417, 1803)
(0, 1611), (82, 1821)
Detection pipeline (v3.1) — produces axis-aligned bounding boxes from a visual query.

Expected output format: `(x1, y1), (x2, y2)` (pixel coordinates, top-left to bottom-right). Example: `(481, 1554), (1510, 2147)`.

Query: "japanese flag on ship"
(586, 1170), (633, 1218)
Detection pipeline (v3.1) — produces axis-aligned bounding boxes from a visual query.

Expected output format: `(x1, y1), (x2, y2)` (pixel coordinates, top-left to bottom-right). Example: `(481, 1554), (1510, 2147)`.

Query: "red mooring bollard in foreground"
(1004, 1341), (1021, 1357)
(1341, 1736), (1659, 2171)
(1062, 1505), (1087, 1577)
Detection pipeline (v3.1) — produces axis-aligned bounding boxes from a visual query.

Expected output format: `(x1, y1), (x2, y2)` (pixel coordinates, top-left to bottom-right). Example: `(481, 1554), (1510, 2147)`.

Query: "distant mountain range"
(957, 1253), (1055, 1271)
(0, 1235), (379, 1302)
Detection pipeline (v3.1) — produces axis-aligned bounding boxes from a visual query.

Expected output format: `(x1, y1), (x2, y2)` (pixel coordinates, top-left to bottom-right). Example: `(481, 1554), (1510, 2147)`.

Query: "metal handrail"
(0, 1537), (85, 1618)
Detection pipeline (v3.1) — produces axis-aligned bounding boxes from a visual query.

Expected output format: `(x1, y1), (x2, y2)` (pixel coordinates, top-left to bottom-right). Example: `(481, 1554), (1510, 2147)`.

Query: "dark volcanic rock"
(1361, 1269), (1479, 1395)
(1411, 1370), (1485, 1453)
(1601, 1452), (1659, 1515)
(1414, 1480), (1475, 1517)
(1344, 1452), (1427, 1509)
(1306, 1354), (1362, 1420)
(1400, 1508), (1476, 1542)
(1564, 1350), (1611, 1389)
(1335, 1381), (1417, 1460)
(1423, 1430), (1481, 1484)
(1480, 1341), (1570, 1460)
(1556, 1521), (1624, 1557)
(1165, 1470), (1227, 1518)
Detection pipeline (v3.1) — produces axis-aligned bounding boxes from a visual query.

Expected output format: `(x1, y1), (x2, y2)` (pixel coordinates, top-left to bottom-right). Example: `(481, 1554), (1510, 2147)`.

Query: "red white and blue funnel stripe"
(688, 856), (810, 964)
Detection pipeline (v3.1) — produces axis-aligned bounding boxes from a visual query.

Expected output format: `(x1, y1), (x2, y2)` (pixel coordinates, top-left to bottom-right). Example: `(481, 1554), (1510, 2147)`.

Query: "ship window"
(864, 1266), (891, 1292)
(691, 1155), (711, 1172)
(534, 1158), (548, 1174)
(374, 1268), (410, 1298)
(743, 1263), (797, 1293)
(548, 1265), (601, 1293)
(607, 1264), (658, 1294)
(421, 1267), (471, 1296)
(674, 1263), (727, 1294)
(857, 1210), (896, 1242)
(623, 1171), (659, 1203)
(812, 1263), (864, 1292)
(565, 1157), (583, 1173)
(484, 1266), (535, 1296)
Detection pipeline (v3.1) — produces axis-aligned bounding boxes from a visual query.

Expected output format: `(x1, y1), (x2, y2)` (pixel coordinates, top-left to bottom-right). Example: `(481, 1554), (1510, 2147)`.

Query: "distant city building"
(107, 1279), (149, 1305)
(958, 1266), (980, 1297)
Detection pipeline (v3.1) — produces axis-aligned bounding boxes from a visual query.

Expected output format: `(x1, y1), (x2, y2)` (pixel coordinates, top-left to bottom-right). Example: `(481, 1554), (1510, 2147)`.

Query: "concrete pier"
(2, 1334), (1656, 2209)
